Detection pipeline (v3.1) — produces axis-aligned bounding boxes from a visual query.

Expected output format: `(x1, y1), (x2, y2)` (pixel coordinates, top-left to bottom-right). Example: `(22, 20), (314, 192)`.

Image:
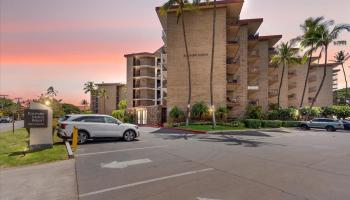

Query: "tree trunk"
(180, 9), (192, 126)
(277, 62), (286, 108)
(300, 47), (313, 108)
(210, 0), (217, 129)
(341, 63), (349, 104)
(311, 45), (328, 109)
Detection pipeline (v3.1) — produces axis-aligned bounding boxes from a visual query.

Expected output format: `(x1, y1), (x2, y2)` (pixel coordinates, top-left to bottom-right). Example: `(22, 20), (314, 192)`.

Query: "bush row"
(243, 119), (301, 129)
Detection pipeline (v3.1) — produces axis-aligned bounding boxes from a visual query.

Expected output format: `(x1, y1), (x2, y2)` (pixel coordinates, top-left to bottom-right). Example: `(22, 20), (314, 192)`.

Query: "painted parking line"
(101, 158), (152, 169)
(79, 168), (214, 198)
(76, 145), (167, 157)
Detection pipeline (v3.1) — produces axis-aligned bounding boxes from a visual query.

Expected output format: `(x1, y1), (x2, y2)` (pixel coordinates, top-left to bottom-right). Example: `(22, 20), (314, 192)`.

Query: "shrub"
(191, 101), (209, 120)
(118, 100), (128, 110)
(279, 108), (299, 121)
(112, 110), (125, 121)
(215, 106), (228, 121)
(246, 105), (264, 119)
(322, 105), (350, 119)
(243, 119), (261, 129)
(282, 121), (301, 127)
(169, 106), (184, 123)
(230, 121), (246, 128)
(261, 120), (282, 128)
(268, 103), (279, 110)
(267, 110), (280, 120)
(123, 113), (134, 124)
(300, 107), (321, 118)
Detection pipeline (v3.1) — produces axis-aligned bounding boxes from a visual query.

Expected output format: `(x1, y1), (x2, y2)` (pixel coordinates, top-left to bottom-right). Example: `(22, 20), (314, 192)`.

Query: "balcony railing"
(227, 57), (240, 65)
(248, 33), (259, 40)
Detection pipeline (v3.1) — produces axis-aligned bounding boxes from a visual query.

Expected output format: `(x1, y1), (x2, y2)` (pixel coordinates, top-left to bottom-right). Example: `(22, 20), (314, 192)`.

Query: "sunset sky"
(1, 0), (349, 105)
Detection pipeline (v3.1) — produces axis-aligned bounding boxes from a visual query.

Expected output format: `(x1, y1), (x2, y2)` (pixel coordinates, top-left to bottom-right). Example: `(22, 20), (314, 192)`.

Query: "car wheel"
(78, 131), (89, 144)
(326, 126), (336, 132)
(301, 124), (309, 130)
(123, 130), (135, 142)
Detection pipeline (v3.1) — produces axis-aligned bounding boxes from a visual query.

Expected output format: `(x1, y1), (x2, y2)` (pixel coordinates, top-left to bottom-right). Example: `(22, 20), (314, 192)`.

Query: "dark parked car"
(341, 120), (350, 130)
(300, 118), (343, 132)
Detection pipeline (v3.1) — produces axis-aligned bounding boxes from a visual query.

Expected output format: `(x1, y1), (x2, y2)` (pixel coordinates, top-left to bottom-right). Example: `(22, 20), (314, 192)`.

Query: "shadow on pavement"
(212, 131), (272, 137)
(199, 135), (286, 147)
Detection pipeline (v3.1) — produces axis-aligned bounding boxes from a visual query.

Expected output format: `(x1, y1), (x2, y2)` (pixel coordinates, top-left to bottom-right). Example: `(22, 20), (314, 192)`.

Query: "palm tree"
(310, 22), (350, 108)
(209, 0), (217, 129)
(46, 86), (58, 97)
(81, 99), (88, 110)
(99, 89), (108, 114)
(296, 17), (327, 108)
(331, 50), (350, 103)
(271, 42), (301, 108)
(160, 0), (199, 126)
(83, 81), (97, 96)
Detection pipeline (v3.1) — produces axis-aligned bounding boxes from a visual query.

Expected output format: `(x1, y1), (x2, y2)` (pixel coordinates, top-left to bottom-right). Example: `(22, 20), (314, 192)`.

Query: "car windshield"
(59, 115), (71, 122)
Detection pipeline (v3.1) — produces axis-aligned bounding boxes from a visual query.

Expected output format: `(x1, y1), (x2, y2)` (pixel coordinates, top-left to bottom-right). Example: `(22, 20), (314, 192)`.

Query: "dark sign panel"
(24, 109), (48, 128)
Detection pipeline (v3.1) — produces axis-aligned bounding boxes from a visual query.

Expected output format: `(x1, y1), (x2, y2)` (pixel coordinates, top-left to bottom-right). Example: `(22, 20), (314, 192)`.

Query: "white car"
(57, 114), (140, 144)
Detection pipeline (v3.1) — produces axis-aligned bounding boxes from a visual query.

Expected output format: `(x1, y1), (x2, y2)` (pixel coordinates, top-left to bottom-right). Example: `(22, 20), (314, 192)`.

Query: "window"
(105, 117), (118, 124)
(72, 116), (105, 123)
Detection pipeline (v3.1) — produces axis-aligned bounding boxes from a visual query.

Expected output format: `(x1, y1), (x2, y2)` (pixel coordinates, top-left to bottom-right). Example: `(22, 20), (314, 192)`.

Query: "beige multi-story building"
(90, 83), (126, 115)
(124, 0), (337, 125)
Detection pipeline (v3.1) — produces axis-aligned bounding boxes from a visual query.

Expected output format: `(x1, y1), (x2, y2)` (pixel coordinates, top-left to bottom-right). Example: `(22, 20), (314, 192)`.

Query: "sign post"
(24, 102), (53, 150)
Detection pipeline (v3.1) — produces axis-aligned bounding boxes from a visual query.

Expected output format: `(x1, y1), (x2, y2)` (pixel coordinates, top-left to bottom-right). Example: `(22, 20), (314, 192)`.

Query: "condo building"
(124, 0), (337, 125)
(90, 83), (126, 115)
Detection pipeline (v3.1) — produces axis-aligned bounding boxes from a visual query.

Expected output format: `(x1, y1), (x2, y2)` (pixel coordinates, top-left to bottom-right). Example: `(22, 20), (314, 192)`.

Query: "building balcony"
(269, 77), (279, 86)
(227, 79), (240, 91)
(309, 86), (317, 93)
(227, 62), (240, 75)
(289, 82), (297, 90)
(288, 94), (296, 100)
(227, 97), (240, 107)
(268, 47), (277, 55)
(288, 70), (297, 79)
(308, 76), (317, 83)
(269, 90), (278, 98)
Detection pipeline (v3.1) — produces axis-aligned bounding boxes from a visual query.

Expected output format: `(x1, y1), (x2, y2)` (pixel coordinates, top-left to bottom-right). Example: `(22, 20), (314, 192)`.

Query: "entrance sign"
(24, 109), (48, 128)
(27, 102), (53, 150)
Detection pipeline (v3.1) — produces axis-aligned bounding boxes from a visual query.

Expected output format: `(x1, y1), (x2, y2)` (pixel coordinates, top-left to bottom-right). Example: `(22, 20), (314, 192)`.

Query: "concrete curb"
(65, 141), (74, 159)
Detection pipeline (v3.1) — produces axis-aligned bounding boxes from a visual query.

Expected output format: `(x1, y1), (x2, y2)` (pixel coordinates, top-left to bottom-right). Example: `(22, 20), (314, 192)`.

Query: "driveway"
(0, 120), (24, 133)
(75, 127), (350, 200)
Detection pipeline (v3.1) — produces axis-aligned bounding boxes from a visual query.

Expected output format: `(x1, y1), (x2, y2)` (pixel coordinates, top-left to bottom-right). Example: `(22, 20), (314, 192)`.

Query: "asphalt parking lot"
(75, 127), (350, 200)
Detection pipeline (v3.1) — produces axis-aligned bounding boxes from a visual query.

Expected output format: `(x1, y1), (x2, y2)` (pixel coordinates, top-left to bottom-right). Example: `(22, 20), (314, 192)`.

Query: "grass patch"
(0, 128), (67, 168)
(178, 124), (247, 131)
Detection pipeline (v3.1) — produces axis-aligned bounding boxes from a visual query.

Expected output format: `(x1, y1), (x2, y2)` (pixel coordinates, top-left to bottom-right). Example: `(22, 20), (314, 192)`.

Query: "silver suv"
(300, 118), (343, 132)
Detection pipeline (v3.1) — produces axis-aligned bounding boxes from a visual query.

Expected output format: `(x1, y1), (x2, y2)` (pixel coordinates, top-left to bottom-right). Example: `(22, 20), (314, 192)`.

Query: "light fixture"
(45, 100), (51, 106)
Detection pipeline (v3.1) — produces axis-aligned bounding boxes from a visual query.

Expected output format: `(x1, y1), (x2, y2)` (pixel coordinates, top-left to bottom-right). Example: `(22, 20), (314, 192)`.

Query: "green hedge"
(261, 120), (282, 128)
(282, 121), (301, 127)
(243, 119), (262, 129)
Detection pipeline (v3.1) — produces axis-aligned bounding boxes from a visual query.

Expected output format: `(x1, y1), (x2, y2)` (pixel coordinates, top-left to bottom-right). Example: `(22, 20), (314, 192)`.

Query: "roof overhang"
(259, 35), (282, 47)
(239, 18), (263, 35)
(124, 52), (155, 58)
(156, 0), (244, 30)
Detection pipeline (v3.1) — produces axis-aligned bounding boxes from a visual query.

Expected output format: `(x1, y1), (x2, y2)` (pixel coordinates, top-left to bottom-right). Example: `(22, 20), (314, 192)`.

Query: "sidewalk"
(0, 159), (77, 200)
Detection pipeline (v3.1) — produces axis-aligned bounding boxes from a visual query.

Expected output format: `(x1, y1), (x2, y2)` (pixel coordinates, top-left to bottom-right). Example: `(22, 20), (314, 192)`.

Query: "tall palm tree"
(310, 22), (350, 108)
(81, 99), (88, 110)
(271, 42), (301, 108)
(160, 0), (199, 126)
(296, 17), (327, 108)
(99, 89), (108, 114)
(83, 81), (97, 96)
(46, 86), (58, 97)
(332, 50), (350, 103)
(209, 0), (217, 129)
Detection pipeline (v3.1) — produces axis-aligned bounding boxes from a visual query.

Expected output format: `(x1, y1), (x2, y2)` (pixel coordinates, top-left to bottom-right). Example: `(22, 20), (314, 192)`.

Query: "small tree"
(246, 105), (264, 119)
(215, 106), (228, 122)
(112, 110), (125, 121)
(191, 102), (209, 120)
(118, 100), (128, 110)
(169, 106), (184, 123)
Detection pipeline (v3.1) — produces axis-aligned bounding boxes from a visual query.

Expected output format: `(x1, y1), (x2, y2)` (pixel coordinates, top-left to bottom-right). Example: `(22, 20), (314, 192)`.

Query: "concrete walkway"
(0, 159), (77, 200)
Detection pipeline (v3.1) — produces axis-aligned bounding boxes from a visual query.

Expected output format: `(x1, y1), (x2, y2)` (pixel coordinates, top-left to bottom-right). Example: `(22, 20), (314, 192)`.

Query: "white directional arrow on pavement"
(101, 158), (152, 169)
(197, 197), (221, 200)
